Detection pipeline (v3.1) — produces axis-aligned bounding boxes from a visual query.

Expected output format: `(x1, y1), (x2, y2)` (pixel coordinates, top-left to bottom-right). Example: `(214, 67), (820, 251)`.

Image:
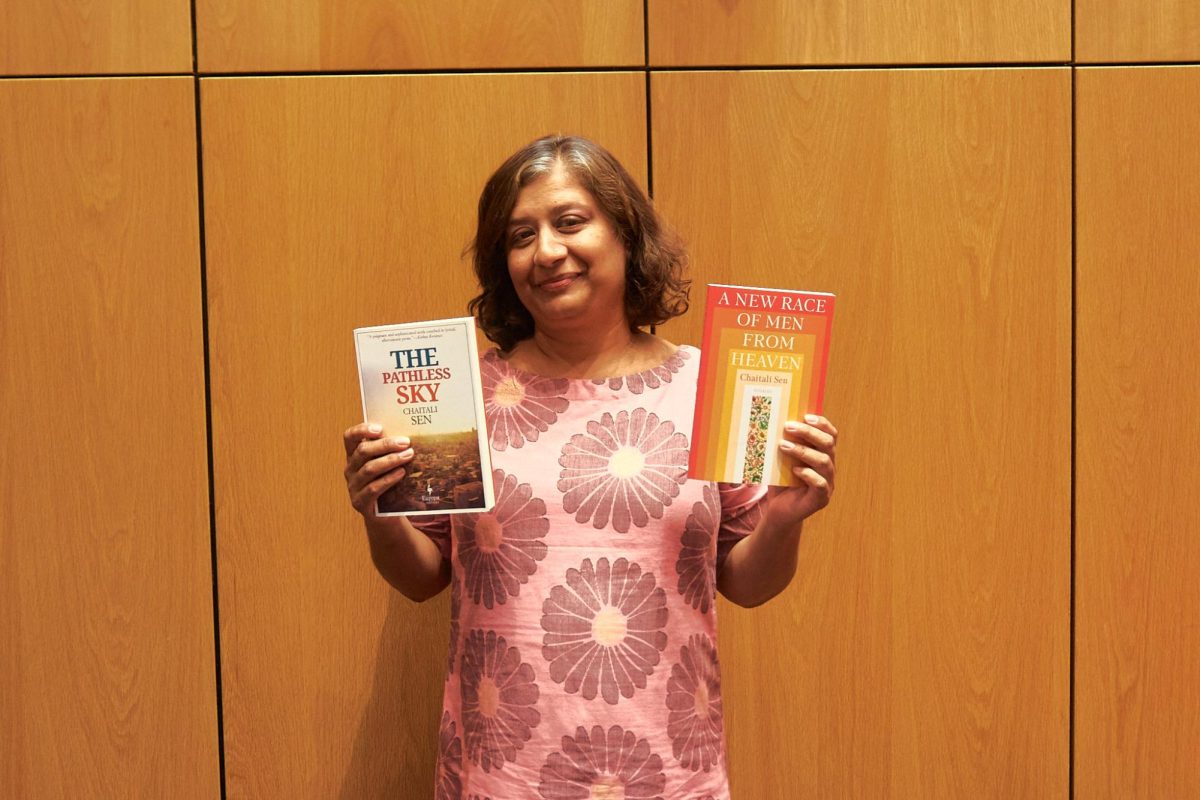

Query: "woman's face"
(505, 162), (628, 333)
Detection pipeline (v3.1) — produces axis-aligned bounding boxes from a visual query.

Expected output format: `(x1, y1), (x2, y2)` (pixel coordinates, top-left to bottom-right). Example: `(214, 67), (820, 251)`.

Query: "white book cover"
(353, 316), (494, 516)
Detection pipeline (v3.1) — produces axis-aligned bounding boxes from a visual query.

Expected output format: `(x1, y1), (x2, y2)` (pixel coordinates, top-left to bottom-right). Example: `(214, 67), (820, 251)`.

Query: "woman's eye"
(509, 230), (533, 246)
(558, 217), (584, 229)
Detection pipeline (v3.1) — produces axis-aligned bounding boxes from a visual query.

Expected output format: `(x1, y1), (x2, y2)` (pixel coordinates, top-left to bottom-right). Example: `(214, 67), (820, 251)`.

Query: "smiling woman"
(468, 135), (690, 359)
(341, 134), (839, 799)
(503, 164), (630, 332)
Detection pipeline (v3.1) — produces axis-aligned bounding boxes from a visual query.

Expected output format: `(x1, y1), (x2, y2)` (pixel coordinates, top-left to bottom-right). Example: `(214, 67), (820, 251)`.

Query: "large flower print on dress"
(591, 348), (690, 395)
(677, 484), (719, 614)
(457, 469), (549, 608)
(482, 351), (569, 450)
(666, 634), (724, 772)
(538, 725), (667, 799)
(557, 408), (689, 533)
(461, 629), (541, 772)
(541, 557), (669, 705)
(435, 712), (463, 800)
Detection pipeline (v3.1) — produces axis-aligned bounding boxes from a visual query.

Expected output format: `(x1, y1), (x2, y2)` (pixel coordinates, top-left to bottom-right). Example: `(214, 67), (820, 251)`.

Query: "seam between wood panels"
(191, 67), (229, 800)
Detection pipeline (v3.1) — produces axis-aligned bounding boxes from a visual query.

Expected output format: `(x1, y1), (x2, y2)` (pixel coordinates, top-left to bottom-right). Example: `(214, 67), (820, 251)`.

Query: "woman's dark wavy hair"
(467, 135), (690, 352)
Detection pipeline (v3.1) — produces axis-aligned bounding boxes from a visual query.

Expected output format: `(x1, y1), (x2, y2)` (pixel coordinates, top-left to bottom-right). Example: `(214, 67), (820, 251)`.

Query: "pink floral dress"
(414, 345), (767, 800)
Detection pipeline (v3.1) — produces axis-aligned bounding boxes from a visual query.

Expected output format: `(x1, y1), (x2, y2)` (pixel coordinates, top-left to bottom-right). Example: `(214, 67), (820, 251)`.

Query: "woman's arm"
(716, 515), (805, 609)
(716, 415), (838, 608)
(363, 515), (451, 602)
(344, 423), (451, 602)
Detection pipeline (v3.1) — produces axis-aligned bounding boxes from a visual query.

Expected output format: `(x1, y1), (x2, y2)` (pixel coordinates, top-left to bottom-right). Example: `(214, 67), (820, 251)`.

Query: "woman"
(343, 135), (837, 799)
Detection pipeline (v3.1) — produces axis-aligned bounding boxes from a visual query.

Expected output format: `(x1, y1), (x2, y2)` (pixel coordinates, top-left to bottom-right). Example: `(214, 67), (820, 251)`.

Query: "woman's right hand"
(342, 423), (415, 518)
(341, 424), (449, 601)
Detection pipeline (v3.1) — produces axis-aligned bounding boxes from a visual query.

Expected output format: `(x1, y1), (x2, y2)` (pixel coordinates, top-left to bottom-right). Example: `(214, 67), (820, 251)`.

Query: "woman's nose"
(534, 226), (567, 265)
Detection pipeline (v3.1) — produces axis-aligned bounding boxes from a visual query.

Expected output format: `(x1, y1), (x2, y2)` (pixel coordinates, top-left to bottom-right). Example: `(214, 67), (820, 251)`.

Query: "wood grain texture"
(647, 0), (1070, 65)
(0, 0), (192, 75)
(1076, 66), (1200, 800)
(0, 78), (217, 798)
(196, 0), (644, 72)
(1077, 0), (1200, 61)
(201, 72), (646, 798)
(652, 68), (1071, 798)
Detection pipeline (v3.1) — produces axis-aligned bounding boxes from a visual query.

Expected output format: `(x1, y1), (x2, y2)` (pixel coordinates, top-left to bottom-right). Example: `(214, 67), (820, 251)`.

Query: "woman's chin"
(530, 300), (618, 330)
(521, 280), (629, 331)
(530, 304), (589, 327)
(528, 288), (587, 318)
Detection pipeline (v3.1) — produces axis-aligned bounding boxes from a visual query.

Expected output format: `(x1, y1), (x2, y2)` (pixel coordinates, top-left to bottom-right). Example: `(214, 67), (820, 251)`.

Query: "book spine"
(689, 286), (723, 480)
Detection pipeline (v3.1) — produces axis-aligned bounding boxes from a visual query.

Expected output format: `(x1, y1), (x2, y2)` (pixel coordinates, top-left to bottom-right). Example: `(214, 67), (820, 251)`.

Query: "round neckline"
(485, 343), (693, 384)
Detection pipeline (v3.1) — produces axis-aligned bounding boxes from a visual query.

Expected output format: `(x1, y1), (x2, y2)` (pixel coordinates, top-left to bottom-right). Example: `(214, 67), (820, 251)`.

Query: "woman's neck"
(508, 321), (673, 380)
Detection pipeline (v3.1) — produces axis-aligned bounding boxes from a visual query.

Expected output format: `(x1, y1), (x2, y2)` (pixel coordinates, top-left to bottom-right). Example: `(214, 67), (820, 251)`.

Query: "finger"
(352, 465), (409, 514)
(802, 414), (838, 439)
(778, 439), (834, 475)
(782, 420), (836, 452)
(347, 448), (415, 494)
(791, 466), (832, 504)
(346, 435), (412, 475)
(344, 422), (385, 458)
(779, 442), (835, 493)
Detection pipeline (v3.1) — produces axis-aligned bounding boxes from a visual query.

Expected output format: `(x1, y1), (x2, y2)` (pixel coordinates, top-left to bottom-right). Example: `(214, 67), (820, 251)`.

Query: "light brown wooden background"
(2, 2), (1198, 798)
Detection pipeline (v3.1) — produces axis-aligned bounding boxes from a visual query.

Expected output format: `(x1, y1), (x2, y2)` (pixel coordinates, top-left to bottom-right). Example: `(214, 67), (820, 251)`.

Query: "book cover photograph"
(353, 317), (494, 516)
(689, 284), (835, 487)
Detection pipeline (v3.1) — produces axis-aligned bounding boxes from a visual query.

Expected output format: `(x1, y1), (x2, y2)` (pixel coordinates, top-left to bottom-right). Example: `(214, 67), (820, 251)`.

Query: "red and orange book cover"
(354, 317), (494, 516)
(689, 284), (835, 486)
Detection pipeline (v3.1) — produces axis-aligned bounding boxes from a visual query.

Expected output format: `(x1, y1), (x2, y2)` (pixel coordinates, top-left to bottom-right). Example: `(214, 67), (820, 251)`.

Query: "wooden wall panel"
(0, 0), (192, 75)
(653, 69), (1071, 798)
(0, 78), (218, 798)
(202, 72), (646, 798)
(648, 0), (1070, 65)
(197, 0), (643, 72)
(1076, 66), (1200, 800)
(1076, 1), (1200, 62)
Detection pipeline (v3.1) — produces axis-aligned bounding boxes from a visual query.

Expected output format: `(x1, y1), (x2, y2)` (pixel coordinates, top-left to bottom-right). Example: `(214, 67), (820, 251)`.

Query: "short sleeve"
(715, 482), (768, 573)
(409, 514), (452, 562)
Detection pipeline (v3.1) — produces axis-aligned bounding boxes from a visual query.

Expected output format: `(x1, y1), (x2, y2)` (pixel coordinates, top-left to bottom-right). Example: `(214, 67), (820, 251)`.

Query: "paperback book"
(353, 316), (494, 516)
(689, 284), (835, 487)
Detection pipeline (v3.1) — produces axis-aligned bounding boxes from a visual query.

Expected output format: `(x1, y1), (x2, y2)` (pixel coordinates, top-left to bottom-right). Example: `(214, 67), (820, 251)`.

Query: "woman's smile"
(535, 272), (582, 292)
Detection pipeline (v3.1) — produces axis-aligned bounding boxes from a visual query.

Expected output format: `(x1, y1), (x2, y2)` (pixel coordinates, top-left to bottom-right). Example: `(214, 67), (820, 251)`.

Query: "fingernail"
(398, 448), (414, 459)
(368, 423), (382, 434)
(393, 437), (410, 447)
(785, 422), (800, 433)
(779, 441), (794, 451)
(804, 414), (819, 424)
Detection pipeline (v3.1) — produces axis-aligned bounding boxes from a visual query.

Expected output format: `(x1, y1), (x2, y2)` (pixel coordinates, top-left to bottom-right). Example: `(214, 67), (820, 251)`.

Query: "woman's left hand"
(765, 415), (838, 529)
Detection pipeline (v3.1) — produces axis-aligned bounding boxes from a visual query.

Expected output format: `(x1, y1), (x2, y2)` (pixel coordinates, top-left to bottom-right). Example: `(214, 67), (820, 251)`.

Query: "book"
(689, 284), (835, 487)
(353, 317), (494, 516)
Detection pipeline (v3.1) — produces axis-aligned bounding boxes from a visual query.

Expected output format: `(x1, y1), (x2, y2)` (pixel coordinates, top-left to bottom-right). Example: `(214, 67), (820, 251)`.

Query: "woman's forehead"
(510, 166), (596, 220)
